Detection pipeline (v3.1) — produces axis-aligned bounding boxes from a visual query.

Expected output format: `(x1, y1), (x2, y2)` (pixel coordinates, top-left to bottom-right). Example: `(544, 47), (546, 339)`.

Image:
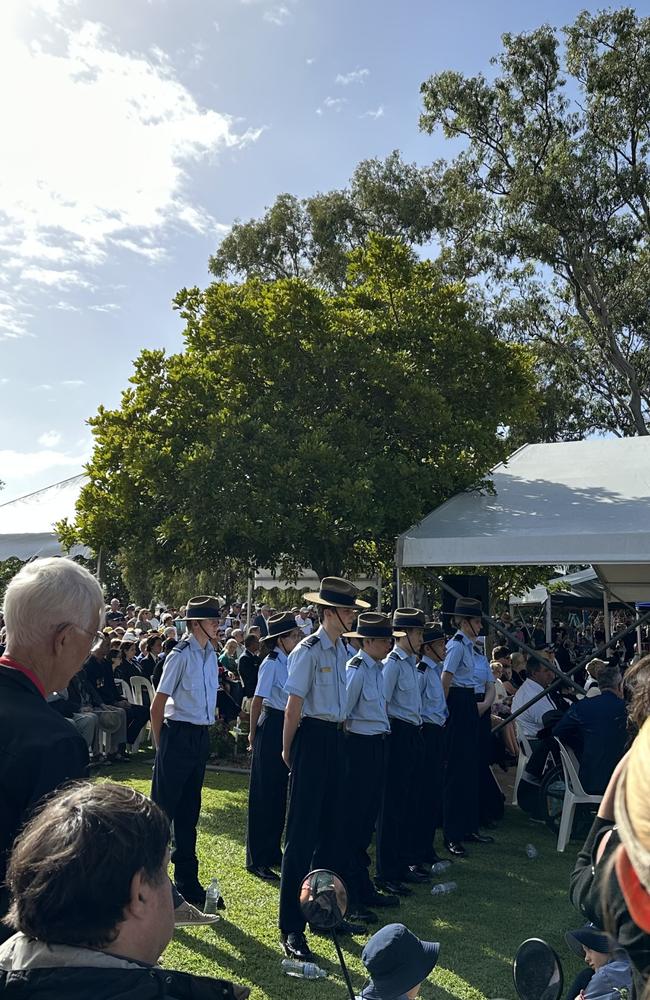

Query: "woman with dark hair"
(138, 634), (162, 683)
(114, 635), (144, 685)
(245, 613), (302, 881)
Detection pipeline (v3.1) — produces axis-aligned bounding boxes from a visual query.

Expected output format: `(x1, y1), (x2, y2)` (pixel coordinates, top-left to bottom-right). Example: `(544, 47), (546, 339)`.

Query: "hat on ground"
(392, 608), (426, 631)
(565, 925), (614, 958)
(422, 622), (446, 646)
(344, 612), (405, 640)
(181, 596), (222, 621)
(361, 923), (440, 1000)
(303, 577), (370, 610)
(265, 612), (300, 642)
(454, 597), (483, 619)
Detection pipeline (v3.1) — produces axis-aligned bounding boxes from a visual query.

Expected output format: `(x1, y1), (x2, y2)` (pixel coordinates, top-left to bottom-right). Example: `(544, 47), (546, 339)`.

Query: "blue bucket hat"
(361, 923), (440, 1000)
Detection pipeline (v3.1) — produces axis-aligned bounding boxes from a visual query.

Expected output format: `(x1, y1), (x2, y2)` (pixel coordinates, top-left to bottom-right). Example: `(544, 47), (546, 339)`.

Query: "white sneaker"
(174, 900), (221, 927)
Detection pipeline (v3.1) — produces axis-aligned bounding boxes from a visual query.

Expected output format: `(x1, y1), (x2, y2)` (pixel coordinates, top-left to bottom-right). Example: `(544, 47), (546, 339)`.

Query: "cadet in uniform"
(279, 577), (370, 961)
(473, 639), (502, 828)
(341, 613), (403, 921)
(150, 596), (220, 905)
(376, 608), (428, 896)
(413, 623), (449, 869)
(246, 612), (302, 881)
(441, 597), (492, 857)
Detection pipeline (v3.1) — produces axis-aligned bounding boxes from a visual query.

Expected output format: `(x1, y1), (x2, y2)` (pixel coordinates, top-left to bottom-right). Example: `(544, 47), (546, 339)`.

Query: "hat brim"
(180, 612), (221, 621)
(565, 928), (611, 958)
(303, 591), (371, 610)
(266, 626), (300, 640)
(343, 630), (405, 639)
(361, 941), (440, 1000)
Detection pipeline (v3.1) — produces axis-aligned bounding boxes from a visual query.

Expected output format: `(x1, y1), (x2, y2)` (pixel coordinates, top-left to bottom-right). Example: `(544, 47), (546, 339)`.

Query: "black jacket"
(0, 667), (87, 925)
(84, 655), (121, 704)
(0, 964), (244, 998)
(553, 691), (627, 794)
(237, 651), (260, 698)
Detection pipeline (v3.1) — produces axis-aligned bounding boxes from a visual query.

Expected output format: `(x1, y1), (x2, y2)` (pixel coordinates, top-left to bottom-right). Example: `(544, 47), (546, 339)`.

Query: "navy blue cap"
(565, 925), (614, 957)
(361, 923), (440, 1000)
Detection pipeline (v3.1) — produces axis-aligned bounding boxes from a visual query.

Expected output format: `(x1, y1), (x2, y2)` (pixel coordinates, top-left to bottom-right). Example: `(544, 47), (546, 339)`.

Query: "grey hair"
(4, 558), (104, 648)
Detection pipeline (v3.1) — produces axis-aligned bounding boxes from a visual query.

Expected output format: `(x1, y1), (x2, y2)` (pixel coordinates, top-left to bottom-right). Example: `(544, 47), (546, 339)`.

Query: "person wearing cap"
(441, 598), (492, 857)
(359, 923), (440, 1000)
(376, 608), (428, 896)
(412, 623), (448, 870)
(564, 926), (631, 1000)
(150, 596), (221, 907)
(295, 607), (314, 636)
(341, 613), (402, 920)
(278, 577), (370, 961)
(246, 613), (303, 882)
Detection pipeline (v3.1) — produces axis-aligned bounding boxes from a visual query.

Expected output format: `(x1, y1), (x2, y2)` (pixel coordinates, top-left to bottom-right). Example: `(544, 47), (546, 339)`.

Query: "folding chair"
(115, 678), (134, 703)
(129, 675), (155, 751)
(512, 733), (533, 806)
(554, 737), (603, 852)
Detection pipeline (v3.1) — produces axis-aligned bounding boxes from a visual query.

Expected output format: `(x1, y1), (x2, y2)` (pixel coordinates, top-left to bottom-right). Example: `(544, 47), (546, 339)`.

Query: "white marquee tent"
(0, 474), (90, 561)
(396, 438), (650, 604)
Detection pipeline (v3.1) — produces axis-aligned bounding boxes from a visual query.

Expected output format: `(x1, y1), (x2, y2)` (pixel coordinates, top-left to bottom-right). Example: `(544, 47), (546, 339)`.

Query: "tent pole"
(376, 573), (382, 612)
(395, 566), (401, 610)
(604, 591), (610, 645)
(246, 566), (253, 630)
(545, 596), (552, 643)
(95, 547), (102, 583)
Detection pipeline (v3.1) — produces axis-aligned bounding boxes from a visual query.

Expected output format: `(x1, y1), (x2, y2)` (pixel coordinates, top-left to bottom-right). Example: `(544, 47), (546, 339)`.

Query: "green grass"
(107, 760), (584, 1000)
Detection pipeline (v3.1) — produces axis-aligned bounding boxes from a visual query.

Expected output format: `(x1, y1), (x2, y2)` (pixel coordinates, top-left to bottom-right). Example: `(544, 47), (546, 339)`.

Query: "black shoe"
(464, 833), (495, 844)
(444, 840), (468, 858)
(335, 919), (366, 935)
(375, 879), (413, 897)
(176, 883), (207, 906)
(361, 889), (400, 908)
(247, 865), (280, 882)
(409, 864), (432, 879)
(347, 906), (379, 924)
(282, 931), (312, 960)
(402, 868), (430, 884)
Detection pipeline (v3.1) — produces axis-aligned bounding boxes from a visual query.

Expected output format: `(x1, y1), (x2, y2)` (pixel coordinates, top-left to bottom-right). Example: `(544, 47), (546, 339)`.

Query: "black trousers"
(151, 720), (209, 889)
(477, 703), (505, 825)
(341, 732), (388, 904)
(413, 722), (445, 863)
(246, 709), (288, 869)
(278, 718), (345, 934)
(376, 718), (423, 881)
(443, 688), (479, 842)
(125, 703), (149, 745)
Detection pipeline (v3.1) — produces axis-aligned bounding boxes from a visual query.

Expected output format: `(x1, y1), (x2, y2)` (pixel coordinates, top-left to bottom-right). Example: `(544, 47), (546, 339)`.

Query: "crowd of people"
(2, 558), (650, 1000)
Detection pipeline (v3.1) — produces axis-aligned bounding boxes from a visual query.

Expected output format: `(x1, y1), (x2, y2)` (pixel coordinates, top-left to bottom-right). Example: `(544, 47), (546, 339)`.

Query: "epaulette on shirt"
(418, 661), (426, 672)
(267, 650), (279, 660)
(348, 655), (363, 668)
(175, 639), (191, 651)
(387, 650), (400, 661)
(453, 634), (463, 642)
(304, 635), (321, 648)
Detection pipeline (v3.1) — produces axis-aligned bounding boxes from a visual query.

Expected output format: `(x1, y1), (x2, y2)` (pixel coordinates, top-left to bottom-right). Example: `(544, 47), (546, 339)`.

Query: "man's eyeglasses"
(57, 623), (104, 642)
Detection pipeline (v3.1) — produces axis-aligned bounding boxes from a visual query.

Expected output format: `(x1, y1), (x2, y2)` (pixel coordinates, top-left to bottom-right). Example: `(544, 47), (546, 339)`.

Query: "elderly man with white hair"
(0, 557), (105, 940)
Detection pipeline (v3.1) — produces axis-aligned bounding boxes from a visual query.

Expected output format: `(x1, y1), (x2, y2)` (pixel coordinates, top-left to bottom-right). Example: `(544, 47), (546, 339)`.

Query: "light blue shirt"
(473, 648), (494, 695)
(442, 631), (476, 688)
(345, 650), (390, 735)
(157, 634), (218, 725)
(255, 648), (288, 713)
(283, 626), (348, 723)
(382, 645), (421, 725)
(419, 655), (448, 726)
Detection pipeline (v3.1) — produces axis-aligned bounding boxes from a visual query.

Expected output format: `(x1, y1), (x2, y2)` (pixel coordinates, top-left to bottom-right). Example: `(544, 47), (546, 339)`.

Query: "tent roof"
(0, 474), (90, 561)
(397, 439), (650, 603)
(255, 568), (378, 593)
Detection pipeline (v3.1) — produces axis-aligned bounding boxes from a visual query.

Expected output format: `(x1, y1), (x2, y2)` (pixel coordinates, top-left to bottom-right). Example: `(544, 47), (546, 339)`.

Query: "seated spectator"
(46, 688), (99, 761)
(238, 635), (261, 715)
(85, 637), (149, 748)
(105, 597), (126, 625)
(584, 658), (607, 697)
(511, 653), (557, 742)
(509, 650), (528, 690)
(359, 923), (440, 1000)
(232, 628), (245, 659)
(138, 634), (163, 682)
(564, 926), (632, 1000)
(0, 782), (248, 999)
(152, 637), (177, 689)
(67, 669), (129, 762)
(115, 634), (146, 685)
(553, 664), (627, 794)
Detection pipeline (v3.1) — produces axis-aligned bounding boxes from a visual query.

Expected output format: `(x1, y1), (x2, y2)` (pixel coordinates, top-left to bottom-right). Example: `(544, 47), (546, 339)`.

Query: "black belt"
(346, 731), (389, 740)
(422, 721), (445, 729)
(264, 707), (285, 717)
(301, 717), (344, 731)
(164, 719), (209, 729)
(389, 717), (421, 730)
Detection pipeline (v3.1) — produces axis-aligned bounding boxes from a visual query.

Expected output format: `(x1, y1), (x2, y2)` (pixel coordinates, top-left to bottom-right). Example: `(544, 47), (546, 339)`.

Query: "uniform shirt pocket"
(314, 666), (334, 686)
(397, 671), (415, 692)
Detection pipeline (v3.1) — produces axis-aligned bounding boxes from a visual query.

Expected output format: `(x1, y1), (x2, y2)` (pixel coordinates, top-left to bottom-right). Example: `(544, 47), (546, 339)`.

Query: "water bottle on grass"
(281, 959), (327, 979)
(525, 844), (539, 859)
(431, 860), (452, 875)
(431, 881), (457, 896)
(204, 877), (223, 913)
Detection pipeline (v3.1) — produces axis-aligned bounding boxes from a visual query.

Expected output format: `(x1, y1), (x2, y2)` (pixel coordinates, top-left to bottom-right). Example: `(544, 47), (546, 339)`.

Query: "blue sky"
(0, 0), (643, 502)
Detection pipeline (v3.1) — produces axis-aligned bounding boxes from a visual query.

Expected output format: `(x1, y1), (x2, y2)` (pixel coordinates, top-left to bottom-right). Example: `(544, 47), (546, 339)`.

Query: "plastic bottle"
(204, 877), (222, 914)
(525, 843), (539, 859)
(431, 881), (457, 896)
(431, 860), (452, 875)
(281, 959), (327, 979)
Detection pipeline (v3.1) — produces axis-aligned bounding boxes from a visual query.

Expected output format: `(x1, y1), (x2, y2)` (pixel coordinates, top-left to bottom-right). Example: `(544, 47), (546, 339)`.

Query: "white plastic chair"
(129, 675), (155, 750)
(512, 733), (533, 806)
(554, 737), (603, 852)
(115, 678), (134, 703)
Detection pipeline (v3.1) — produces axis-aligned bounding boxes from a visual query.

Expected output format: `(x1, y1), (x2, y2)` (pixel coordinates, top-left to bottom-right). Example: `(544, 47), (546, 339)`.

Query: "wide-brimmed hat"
(454, 597), (483, 619)
(344, 612), (405, 640)
(565, 925), (614, 957)
(265, 612), (300, 641)
(422, 622), (446, 646)
(361, 923), (440, 1000)
(119, 632), (138, 646)
(180, 596), (222, 621)
(303, 577), (370, 610)
(392, 608), (426, 631)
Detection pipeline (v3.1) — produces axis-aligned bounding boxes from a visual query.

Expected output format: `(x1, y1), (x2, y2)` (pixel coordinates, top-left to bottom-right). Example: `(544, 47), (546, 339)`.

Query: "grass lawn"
(107, 760), (584, 1000)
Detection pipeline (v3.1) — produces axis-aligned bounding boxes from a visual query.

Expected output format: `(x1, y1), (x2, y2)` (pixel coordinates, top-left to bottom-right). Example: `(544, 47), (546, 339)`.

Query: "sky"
(0, 0), (644, 503)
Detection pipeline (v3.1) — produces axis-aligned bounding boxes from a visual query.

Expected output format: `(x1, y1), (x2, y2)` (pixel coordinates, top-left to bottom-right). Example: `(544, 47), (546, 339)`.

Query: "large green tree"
(420, 7), (650, 437)
(73, 237), (536, 590)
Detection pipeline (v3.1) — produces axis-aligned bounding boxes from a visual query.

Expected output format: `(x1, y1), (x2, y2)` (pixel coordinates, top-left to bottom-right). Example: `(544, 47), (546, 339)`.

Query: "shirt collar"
(316, 625), (337, 650)
(0, 656), (47, 699)
(421, 655), (441, 670)
(361, 649), (381, 669)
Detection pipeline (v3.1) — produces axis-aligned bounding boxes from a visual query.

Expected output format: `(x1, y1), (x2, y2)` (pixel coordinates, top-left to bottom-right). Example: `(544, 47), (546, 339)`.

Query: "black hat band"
(319, 588), (357, 607)
(357, 625), (394, 638)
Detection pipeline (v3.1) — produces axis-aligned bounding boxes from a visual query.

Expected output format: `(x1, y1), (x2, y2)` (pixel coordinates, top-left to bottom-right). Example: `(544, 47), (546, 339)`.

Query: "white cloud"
(88, 303), (120, 312)
(61, 379), (85, 385)
(263, 5), (291, 25)
(51, 300), (81, 311)
(335, 68), (369, 86)
(316, 96), (348, 115)
(361, 105), (384, 119)
(0, 1), (263, 327)
(0, 447), (87, 479)
(34, 383), (54, 391)
(306, 57), (315, 65)
(38, 429), (62, 446)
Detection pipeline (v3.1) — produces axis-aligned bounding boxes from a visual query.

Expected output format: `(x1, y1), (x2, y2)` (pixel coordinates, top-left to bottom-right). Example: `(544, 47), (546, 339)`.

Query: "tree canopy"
(74, 238), (535, 598)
